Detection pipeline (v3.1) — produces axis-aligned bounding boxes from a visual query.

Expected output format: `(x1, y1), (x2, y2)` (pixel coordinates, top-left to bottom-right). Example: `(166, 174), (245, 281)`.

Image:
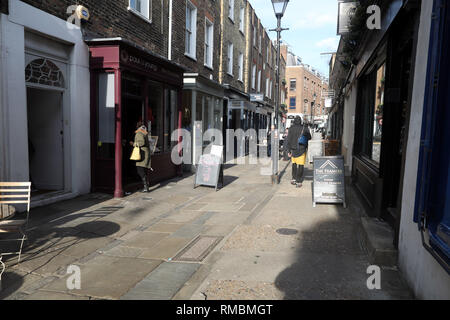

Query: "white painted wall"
(398, 0), (450, 299)
(0, 0), (91, 202)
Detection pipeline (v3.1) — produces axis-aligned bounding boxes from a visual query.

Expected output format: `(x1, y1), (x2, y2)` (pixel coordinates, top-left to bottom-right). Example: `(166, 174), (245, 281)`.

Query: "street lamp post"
(311, 92), (317, 128)
(270, 0), (289, 185)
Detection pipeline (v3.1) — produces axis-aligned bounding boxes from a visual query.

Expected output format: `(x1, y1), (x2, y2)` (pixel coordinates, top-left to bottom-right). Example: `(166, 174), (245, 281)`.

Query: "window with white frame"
(129, 0), (151, 20)
(266, 46), (269, 63)
(227, 43), (234, 75)
(251, 64), (256, 89)
(238, 52), (243, 81)
(270, 80), (273, 99)
(257, 70), (261, 92)
(185, 2), (197, 59)
(265, 78), (269, 97)
(259, 34), (261, 53)
(253, 25), (256, 47)
(204, 18), (213, 68)
(228, 0), (234, 21)
(239, 7), (245, 33)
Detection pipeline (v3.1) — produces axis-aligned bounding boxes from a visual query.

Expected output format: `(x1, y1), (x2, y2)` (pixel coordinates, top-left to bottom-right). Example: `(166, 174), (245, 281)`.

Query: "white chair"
(0, 182), (31, 264)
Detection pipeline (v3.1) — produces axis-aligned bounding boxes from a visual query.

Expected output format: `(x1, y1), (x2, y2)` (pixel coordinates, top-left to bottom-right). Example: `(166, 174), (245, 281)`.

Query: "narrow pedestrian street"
(0, 146), (413, 300)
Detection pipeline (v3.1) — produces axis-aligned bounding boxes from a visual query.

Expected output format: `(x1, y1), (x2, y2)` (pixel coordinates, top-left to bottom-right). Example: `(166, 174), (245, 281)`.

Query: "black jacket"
(287, 119), (311, 158)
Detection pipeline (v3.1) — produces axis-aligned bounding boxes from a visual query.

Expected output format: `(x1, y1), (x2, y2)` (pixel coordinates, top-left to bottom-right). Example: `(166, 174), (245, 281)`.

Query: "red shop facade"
(87, 39), (184, 197)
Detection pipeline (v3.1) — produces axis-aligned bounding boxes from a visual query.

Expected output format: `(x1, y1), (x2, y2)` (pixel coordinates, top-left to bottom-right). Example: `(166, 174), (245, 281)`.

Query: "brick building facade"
(20, 0), (169, 57)
(281, 44), (328, 123)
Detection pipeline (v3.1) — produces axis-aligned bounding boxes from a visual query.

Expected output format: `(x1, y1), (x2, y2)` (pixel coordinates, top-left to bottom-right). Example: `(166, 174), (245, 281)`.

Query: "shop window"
(356, 62), (385, 165)
(96, 73), (115, 159)
(148, 81), (164, 153)
(165, 88), (179, 151)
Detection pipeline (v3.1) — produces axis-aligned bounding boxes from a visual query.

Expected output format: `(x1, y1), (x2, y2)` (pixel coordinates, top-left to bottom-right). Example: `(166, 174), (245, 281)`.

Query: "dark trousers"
(136, 167), (148, 183)
(292, 163), (304, 183)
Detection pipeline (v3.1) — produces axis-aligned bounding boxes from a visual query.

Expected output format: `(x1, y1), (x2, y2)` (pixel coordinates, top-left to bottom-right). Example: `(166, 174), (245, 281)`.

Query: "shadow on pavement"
(273, 171), (414, 300)
(0, 271), (24, 299)
(0, 195), (125, 299)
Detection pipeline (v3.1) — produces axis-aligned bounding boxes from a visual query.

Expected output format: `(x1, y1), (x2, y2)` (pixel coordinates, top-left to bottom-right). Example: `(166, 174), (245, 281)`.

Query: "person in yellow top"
(130, 121), (151, 193)
(286, 116), (311, 188)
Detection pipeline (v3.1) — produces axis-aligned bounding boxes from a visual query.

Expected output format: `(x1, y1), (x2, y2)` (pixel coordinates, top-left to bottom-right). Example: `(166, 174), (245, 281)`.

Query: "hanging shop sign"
(337, 1), (359, 35)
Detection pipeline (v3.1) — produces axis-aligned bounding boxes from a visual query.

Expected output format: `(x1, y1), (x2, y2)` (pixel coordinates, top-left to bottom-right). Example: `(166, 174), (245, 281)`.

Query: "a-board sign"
(312, 156), (346, 208)
(194, 146), (224, 191)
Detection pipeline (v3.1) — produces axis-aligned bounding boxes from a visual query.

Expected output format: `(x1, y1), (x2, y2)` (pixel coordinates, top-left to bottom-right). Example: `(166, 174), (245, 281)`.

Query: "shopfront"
(182, 74), (224, 170)
(87, 39), (184, 197)
(352, 2), (421, 242)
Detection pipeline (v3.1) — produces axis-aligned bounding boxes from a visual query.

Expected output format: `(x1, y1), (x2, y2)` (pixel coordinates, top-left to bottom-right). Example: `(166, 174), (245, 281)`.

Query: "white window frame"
(238, 52), (243, 82)
(253, 25), (256, 47)
(251, 64), (256, 89)
(228, 0), (234, 22)
(227, 43), (234, 76)
(185, 1), (197, 60)
(265, 78), (269, 97)
(204, 18), (213, 69)
(257, 69), (261, 92)
(128, 0), (152, 22)
(239, 7), (245, 34)
(259, 35), (262, 53)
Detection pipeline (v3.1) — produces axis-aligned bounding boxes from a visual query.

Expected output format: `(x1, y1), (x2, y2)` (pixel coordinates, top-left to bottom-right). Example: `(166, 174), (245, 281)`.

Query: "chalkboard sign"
(194, 146), (224, 191)
(312, 156), (346, 208)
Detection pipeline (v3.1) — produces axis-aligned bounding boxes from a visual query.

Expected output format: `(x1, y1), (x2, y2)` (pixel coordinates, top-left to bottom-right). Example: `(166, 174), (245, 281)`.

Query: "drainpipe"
(168, 0), (173, 60)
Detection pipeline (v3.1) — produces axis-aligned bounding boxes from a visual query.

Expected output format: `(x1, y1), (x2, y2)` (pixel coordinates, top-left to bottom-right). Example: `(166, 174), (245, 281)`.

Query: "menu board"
(313, 156), (347, 208)
(194, 146), (224, 191)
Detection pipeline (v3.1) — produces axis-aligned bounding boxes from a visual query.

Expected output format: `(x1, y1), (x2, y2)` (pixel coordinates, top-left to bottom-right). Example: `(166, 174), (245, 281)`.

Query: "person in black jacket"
(286, 116), (311, 188)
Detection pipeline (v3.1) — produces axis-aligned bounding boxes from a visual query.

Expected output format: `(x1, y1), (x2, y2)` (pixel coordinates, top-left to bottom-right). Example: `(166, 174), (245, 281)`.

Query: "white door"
(27, 88), (64, 191)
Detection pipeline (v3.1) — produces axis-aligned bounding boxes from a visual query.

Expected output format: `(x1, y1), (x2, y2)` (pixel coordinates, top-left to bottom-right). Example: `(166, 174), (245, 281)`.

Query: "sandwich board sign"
(194, 145), (224, 191)
(312, 156), (347, 208)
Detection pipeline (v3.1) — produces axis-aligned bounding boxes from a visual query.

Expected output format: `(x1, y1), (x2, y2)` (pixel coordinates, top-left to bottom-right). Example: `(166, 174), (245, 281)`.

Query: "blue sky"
(249, 0), (340, 77)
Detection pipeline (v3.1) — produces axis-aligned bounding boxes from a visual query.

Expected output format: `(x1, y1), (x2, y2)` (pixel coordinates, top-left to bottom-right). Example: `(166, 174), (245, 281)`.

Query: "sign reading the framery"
(313, 156), (346, 208)
(337, 1), (359, 35)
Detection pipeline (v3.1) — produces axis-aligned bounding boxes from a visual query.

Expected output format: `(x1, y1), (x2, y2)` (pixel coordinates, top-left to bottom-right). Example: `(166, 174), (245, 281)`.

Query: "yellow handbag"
(130, 146), (141, 161)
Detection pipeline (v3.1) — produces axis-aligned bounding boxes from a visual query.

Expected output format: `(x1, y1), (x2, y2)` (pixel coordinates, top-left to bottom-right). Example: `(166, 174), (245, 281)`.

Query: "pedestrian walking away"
(130, 121), (152, 193)
(286, 116), (311, 188)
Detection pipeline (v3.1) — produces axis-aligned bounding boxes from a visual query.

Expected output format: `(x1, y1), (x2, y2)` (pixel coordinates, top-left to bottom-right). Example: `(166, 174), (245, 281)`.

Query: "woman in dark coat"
(286, 116), (311, 188)
(131, 121), (152, 193)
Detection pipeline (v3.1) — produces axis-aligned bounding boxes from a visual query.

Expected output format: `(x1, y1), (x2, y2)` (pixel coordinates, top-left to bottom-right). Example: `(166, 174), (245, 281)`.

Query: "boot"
(141, 177), (149, 193)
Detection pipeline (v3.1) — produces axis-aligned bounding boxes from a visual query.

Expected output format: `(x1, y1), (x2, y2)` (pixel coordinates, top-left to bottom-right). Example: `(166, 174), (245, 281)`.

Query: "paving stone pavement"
(0, 157), (414, 300)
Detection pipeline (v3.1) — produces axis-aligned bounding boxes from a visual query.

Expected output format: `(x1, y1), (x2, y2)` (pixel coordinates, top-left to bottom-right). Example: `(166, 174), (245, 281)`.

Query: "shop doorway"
(26, 87), (65, 195)
(122, 96), (145, 187)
